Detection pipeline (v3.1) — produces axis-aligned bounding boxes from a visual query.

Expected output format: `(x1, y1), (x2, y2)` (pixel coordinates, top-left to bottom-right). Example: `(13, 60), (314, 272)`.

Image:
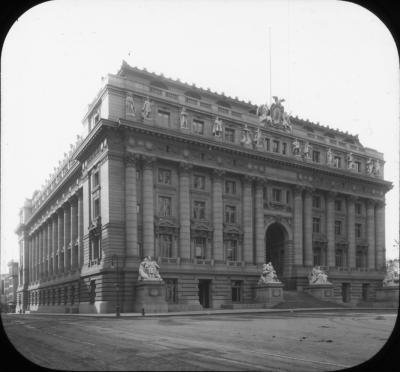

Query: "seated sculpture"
(383, 260), (399, 287)
(138, 256), (163, 281)
(258, 262), (281, 284)
(308, 266), (331, 285)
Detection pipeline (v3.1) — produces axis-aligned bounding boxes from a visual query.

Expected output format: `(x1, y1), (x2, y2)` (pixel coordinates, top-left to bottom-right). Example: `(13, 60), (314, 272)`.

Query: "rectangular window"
(272, 140), (279, 153)
(194, 237), (206, 259)
(286, 190), (290, 204)
(225, 128), (235, 143)
(265, 138), (270, 151)
(193, 201), (206, 220)
(158, 168), (171, 185)
(157, 110), (170, 126)
(313, 217), (320, 233)
(356, 248), (367, 268)
(313, 247), (321, 266)
(193, 175), (205, 190)
(158, 196), (172, 217)
(334, 156), (341, 168)
(92, 171), (100, 189)
(335, 220), (342, 235)
(355, 223), (362, 238)
(312, 150), (320, 163)
(335, 249), (344, 267)
(165, 279), (178, 303)
(193, 119), (204, 135)
(355, 203), (362, 215)
(335, 200), (342, 211)
(282, 143), (287, 155)
(312, 196), (321, 208)
(225, 205), (236, 224)
(93, 198), (100, 218)
(226, 240), (238, 261)
(272, 188), (281, 202)
(231, 281), (242, 303)
(159, 234), (172, 257)
(225, 180), (236, 195)
(90, 236), (101, 260)
(354, 161), (361, 172)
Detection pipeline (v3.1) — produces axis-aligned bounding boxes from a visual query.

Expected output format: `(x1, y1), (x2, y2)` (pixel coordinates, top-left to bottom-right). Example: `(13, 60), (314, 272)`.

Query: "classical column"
(242, 176), (254, 263)
(142, 156), (155, 258)
(212, 169), (224, 261)
(29, 237), (33, 283)
(375, 201), (386, 270)
(255, 179), (265, 264)
(47, 221), (52, 277)
(366, 200), (376, 269)
(78, 191), (83, 268)
(64, 203), (71, 272)
(303, 188), (313, 267)
(125, 154), (139, 258)
(34, 232), (38, 282)
(70, 196), (78, 269)
(326, 192), (336, 268)
(347, 195), (356, 268)
(293, 186), (303, 265)
(179, 162), (192, 259)
(38, 228), (42, 280)
(52, 214), (58, 274)
(58, 209), (64, 273)
(42, 223), (47, 279)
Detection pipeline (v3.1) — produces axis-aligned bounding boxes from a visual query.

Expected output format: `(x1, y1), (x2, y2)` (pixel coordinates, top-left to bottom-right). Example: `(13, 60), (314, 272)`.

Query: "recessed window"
(272, 140), (279, 153)
(193, 119), (204, 135)
(272, 188), (281, 202)
(158, 168), (171, 185)
(335, 220), (342, 235)
(194, 238), (206, 259)
(313, 217), (321, 233)
(282, 143), (287, 155)
(356, 247), (367, 268)
(355, 203), (362, 215)
(312, 196), (321, 209)
(265, 138), (270, 151)
(335, 248), (346, 267)
(165, 279), (178, 303)
(225, 180), (236, 195)
(225, 128), (235, 143)
(355, 223), (362, 238)
(92, 171), (100, 188)
(225, 205), (236, 224)
(335, 200), (342, 211)
(334, 156), (341, 168)
(193, 201), (206, 220)
(93, 198), (100, 218)
(157, 110), (170, 126)
(226, 240), (238, 261)
(313, 247), (322, 266)
(193, 174), (205, 190)
(159, 234), (172, 257)
(231, 280), (242, 302)
(312, 150), (320, 163)
(354, 161), (361, 172)
(158, 196), (172, 217)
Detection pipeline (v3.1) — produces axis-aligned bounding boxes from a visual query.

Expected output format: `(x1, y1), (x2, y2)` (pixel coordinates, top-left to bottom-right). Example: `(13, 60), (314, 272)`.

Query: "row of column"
(28, 192), (83, 284)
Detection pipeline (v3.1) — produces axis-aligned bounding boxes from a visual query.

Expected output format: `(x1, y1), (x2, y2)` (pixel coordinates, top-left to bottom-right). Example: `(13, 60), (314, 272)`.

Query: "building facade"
(16, 61), (392, 313)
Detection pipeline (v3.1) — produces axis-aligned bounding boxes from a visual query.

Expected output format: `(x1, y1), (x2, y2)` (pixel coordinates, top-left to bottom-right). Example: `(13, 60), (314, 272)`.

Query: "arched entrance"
(265, 223), (286, 277)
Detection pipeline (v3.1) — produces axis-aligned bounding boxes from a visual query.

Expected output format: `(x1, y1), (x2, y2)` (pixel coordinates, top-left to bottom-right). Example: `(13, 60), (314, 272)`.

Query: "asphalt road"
(1, 310), (398, 371)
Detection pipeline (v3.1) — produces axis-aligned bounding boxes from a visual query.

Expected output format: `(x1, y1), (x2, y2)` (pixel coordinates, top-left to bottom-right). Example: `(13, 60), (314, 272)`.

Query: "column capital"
(326, 191), (337, 200)
(375, 200), (386, 208)
(142, 155), (156, 170)
(346, 194), (358, 203)
(293, 185), (305, 196)
(303, 186), (315, 195)
(125, 152), (140, 167)
(68, 194), (78, 204)
(178, 162), (193, 173)
(254, 177), (268, 187)
(212, 168), (225, 178)
(367, 199), (377, 208)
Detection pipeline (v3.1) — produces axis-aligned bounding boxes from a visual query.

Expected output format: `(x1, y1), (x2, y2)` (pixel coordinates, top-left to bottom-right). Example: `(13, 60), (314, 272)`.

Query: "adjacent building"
(1, 261), (19, 312)
(15, 61), (392, 313)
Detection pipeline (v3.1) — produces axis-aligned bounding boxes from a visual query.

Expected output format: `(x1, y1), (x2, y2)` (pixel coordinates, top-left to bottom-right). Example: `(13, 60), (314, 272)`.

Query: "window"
(157, 110), (170, 126)
(355, 203), (362, 215)
(335, 249), (345, 267)
(334, 156), (341, 168)
(335, 220), (342, 235)
(272, 140), (279, 153)
(312, 150), (320, 163)
(313, 247), (321, 266)
(312, 196), (321, 208)
(282, 143), (287, 155)
(92, 171), (100, 189)
(335, 200), (342, 211)
(313, 218), (321, 233)
(286, 191), (290, 204)
(354, 161), (361, 172)
(193, 175), (205, 190)
(90, 236), (101, 260)
(272, 188), (281, 202)
(225, 205), (236, 224)
(165, 279), (178, 303)
(193, 201), (206, 220)
(194, 237), (206, 259)
(355, 223), (362, 238)
(225, 128), (235, 143)
(226, 240), (238, 261)
(89, 280), (96, 304)
(356, 247), (367, 268)
(158, 196), (172, 217)
(159, 234), (172, 257)
(225, 180), (236, 195)
(93, 197), (100, 219)
(231, 281), (242, 303)
(158, 168), (171, 185)
(265, 138), (270, 151)
(193, 119), (204, 135)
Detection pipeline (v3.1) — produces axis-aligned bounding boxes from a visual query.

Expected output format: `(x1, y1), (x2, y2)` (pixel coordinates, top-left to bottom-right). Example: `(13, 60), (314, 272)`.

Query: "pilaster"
(242, 175), (254, 263)
(366, 199), (376, 269)
(303, 187), (313, 266)
(179, 162), (192, 259)
(347, 195), (356, 268)
(375, 200), (386, 270)
(212, 169), (224, 261)
(142, 155), (156, 258)
(293, 185), (303, 265)
(255, 178), (266, 264)
(326, 191), (336, 267)
(125, 153), (139, 258)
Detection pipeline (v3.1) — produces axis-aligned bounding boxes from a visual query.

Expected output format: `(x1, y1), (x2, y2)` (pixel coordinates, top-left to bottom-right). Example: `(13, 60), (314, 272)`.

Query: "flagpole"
(269, 27), (272, 104)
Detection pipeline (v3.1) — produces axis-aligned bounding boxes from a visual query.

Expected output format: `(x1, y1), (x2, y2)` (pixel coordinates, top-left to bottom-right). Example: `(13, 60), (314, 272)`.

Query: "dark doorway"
(265, 223), (286, 277)
(362, 283), (370, 301)
(198, 280), (211, 308)
(342, 283), (351, 303)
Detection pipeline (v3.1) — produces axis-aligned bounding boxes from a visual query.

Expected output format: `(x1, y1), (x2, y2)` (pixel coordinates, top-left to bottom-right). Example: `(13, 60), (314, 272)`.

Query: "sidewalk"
(7, 306), (398, 318)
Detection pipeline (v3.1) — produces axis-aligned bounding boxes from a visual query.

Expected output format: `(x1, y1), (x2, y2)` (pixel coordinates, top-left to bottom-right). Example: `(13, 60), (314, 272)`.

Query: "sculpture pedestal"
(375, 286), (399, 307)
(304, 284), (334, 301)
(254, 283), (284, 308)
(134, 281), (168, 313)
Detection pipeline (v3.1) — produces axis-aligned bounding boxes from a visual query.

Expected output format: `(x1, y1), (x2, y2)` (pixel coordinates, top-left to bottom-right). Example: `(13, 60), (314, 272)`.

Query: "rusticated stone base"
(134, 281), (168, 313)
(254, 283), (284, 308)
(375, 286), (399, 307)
(304, 284), (334, 301)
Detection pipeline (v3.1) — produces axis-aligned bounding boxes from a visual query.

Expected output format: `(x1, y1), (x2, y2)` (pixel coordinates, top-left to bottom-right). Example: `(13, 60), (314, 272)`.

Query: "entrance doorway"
(265, 223), (286, 277)
(198, 280), (211, 308)
(342, 283), (351, 303)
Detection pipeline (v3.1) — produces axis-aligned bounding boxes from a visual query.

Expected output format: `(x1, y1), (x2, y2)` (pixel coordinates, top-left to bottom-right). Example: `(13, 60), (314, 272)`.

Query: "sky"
(1, 0), (399, 273)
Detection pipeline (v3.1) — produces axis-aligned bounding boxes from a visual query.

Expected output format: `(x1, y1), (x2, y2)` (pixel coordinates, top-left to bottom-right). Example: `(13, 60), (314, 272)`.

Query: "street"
(1, 310), (398, 371)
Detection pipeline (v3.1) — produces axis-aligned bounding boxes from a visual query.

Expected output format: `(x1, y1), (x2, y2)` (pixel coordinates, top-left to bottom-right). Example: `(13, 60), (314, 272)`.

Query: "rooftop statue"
(126, 94), (136, 117)
(366, 158), (374, 175)
(383, 259), (399, 287)
(258, 262), (281, 284)
(213, 117), (223, 136)
(180, 107), (188, 129)
(292, 138), (301, 156)
(141, 96), (152, 119)
(253, 127), (262, 147)
(270, 96), (285, 125)
(282, 111), (292, 132)
(138, 256), (163, 281)
(303, 141), (312, 160)
(373, 160), (381, 177)
(327, 148), (334, 166)
(256, 102), (271, 125)
(346, 152), (354, 170)
(240, 125), (252, 146)
(308, 266), (331, 285)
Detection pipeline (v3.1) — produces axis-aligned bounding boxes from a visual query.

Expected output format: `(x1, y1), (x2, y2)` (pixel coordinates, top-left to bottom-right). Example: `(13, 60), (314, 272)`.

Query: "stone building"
(15, 61), (392, 313)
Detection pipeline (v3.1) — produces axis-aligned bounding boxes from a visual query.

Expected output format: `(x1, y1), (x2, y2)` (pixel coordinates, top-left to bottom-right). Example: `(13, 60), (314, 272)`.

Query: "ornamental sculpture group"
(308, 266), (331, 285)
(138, 256), (163, 281)
(383, 259), (399, 287)
(258, 262), (281, 285)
